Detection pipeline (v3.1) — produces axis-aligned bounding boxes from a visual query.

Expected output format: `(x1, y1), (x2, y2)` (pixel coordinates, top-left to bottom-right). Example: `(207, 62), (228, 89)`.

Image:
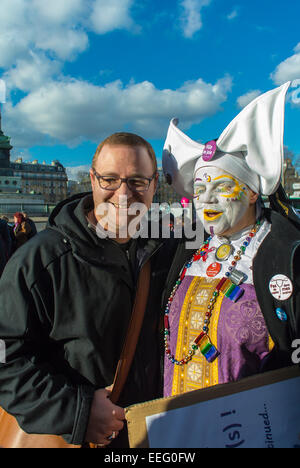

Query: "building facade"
(283, 158), (300, 198)
(12, 158), (68, 203)
(0, 113), (68, 204)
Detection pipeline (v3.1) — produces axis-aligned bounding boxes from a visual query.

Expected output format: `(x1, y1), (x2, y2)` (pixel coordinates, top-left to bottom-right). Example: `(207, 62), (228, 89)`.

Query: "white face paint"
(194, 166), (251, 236)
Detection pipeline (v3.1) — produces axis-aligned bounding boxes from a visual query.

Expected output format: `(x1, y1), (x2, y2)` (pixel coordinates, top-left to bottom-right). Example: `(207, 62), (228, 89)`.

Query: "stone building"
(0, 110), (68, 204)
(283, 158), (300, 198)
(12, 157), (68, 203)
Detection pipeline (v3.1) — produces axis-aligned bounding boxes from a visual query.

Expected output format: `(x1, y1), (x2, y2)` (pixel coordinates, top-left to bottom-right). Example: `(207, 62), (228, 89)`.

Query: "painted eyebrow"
(212, 175), (237, 183)
(194, 176), (236, 185)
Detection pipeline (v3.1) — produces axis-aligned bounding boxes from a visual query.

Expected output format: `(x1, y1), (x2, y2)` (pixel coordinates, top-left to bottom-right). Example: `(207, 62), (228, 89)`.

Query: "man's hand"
(85, 387), (125, 446)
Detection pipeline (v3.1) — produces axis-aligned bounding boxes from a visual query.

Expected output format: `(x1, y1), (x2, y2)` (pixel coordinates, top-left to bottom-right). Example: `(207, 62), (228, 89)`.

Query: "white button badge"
(269, 274), (293, 301)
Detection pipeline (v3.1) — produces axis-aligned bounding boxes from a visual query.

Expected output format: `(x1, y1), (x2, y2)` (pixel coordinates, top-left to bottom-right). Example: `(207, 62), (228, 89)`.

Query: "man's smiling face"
(90, 144), (157, 242)
(193, 166), (257, 237)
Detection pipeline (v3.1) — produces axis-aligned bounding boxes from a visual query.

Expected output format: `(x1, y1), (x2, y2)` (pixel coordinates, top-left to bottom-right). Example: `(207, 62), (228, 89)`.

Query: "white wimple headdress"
(162, 81), (292, 197)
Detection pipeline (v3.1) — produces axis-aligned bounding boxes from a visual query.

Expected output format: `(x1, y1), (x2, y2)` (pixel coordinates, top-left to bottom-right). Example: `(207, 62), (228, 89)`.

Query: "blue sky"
(0, 0), (300, 180)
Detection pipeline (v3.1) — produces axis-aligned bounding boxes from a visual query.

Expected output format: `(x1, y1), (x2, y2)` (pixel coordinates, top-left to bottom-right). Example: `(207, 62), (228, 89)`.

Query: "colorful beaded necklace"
(164, 220), (262, 366)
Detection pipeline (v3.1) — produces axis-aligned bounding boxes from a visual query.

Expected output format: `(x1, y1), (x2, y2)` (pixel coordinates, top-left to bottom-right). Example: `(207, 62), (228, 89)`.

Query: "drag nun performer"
(162, 81), (300, 398)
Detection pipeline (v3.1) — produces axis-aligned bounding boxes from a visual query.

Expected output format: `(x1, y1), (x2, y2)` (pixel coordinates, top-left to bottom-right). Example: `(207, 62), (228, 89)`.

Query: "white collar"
(186, 218), (271, 283)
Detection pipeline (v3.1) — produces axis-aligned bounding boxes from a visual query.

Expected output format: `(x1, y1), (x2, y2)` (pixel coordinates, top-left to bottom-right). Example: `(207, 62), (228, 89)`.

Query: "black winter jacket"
(0, 194), (178, 446)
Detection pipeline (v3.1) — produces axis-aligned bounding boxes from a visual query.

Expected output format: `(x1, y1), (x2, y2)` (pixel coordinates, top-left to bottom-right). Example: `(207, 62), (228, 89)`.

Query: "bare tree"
(69, 171), (91, 196)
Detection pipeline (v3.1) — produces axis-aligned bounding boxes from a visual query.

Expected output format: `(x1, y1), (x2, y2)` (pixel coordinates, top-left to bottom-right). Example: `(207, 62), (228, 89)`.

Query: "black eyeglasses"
(92, 169), (157, 192)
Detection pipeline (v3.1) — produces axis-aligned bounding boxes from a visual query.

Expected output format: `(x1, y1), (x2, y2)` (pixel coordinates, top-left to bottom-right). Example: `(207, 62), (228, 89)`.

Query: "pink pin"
(202, 140), (217, 162)
(181, 197), (190, 208)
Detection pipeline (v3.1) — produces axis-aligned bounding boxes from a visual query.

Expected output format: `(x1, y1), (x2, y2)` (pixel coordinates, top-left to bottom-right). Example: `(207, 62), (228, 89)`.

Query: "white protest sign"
(145, 375), (300, 448)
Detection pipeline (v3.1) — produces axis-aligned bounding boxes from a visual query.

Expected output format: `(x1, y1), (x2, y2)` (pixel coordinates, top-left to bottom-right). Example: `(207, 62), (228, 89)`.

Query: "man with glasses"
(0, 133), (177, 448)
(89, 135), (158, 244)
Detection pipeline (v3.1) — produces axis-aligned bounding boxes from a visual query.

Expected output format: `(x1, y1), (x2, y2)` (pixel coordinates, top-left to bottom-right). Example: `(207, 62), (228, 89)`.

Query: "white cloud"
(0, 0), (90, 67)
(179, 0), (211, 38)
(0, 0), (142, 110)
(0, 1), (232, 154)
(0, 0), (27, 31)
(90, 0), (137, 34)
(35, 29), (89, 62)
(31, 0), (86, 24)
(271, 43), (300, 85)
(0, 0), (137, 78)
(0, 33), (26, 69)
(0, 0), (32, 68)
(4, 52), (61, 93)
(227, 9), (238, 20)
(237, 90), (261, 108)
(3, 75), (232, 148)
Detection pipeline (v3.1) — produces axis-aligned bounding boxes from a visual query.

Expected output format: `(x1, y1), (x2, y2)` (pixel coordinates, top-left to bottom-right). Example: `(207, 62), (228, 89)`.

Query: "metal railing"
(0, 203), (56, 216)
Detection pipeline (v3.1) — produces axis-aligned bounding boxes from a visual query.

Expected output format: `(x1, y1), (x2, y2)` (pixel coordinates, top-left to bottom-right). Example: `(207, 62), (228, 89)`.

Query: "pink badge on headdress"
(181, 197), (190, 208)
(202, 140), (217, 162)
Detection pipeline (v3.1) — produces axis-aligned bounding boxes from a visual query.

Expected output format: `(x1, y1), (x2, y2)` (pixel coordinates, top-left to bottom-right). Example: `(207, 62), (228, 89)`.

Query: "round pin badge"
(275, 308), (288, 322)
(206, 262), (222, 277)
(202, 141), (217, 162)
(215, 243), (234, 262)
(269, 274), (293, 301)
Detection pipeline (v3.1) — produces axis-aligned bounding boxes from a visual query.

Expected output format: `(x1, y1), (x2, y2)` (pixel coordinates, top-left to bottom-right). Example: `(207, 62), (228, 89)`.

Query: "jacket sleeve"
(0, 255), (94, 445)
(0, 237), (6, 276)
(0, 221), (12, 259)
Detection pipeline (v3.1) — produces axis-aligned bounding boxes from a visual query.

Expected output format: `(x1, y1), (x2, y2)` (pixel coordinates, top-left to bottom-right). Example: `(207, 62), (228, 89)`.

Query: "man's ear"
(90, 169), (96, 190)
(153, 172), (159, 194)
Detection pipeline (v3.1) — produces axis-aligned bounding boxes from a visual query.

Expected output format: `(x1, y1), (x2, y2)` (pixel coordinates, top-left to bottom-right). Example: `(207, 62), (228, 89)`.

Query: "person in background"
(22, 212), (37, 238)
(13, 212), (32, 250)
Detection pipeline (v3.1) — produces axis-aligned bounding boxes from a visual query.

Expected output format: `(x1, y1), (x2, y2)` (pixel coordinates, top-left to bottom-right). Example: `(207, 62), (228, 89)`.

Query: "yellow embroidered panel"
(171, 277), (221, 396)
(170, 277), (275, 397)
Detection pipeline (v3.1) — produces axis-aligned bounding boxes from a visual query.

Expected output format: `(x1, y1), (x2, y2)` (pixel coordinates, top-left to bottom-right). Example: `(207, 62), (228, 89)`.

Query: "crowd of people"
(0, 81), (299, 449)
(0, 212), (37, 277)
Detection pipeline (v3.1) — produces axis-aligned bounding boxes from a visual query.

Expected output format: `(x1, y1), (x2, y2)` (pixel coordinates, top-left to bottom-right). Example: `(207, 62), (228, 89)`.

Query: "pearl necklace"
(164, 220), (262, 366)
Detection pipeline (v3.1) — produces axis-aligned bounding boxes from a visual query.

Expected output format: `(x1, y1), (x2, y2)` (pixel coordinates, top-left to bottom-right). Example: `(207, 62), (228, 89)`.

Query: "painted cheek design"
(194, 168), (251, 236)
(228, 184), (248, 202)
(213, 176), (248, 202)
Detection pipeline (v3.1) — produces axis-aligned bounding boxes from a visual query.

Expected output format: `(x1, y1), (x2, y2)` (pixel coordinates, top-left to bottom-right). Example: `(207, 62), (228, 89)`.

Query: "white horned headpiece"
(162, 81), (292, 198)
